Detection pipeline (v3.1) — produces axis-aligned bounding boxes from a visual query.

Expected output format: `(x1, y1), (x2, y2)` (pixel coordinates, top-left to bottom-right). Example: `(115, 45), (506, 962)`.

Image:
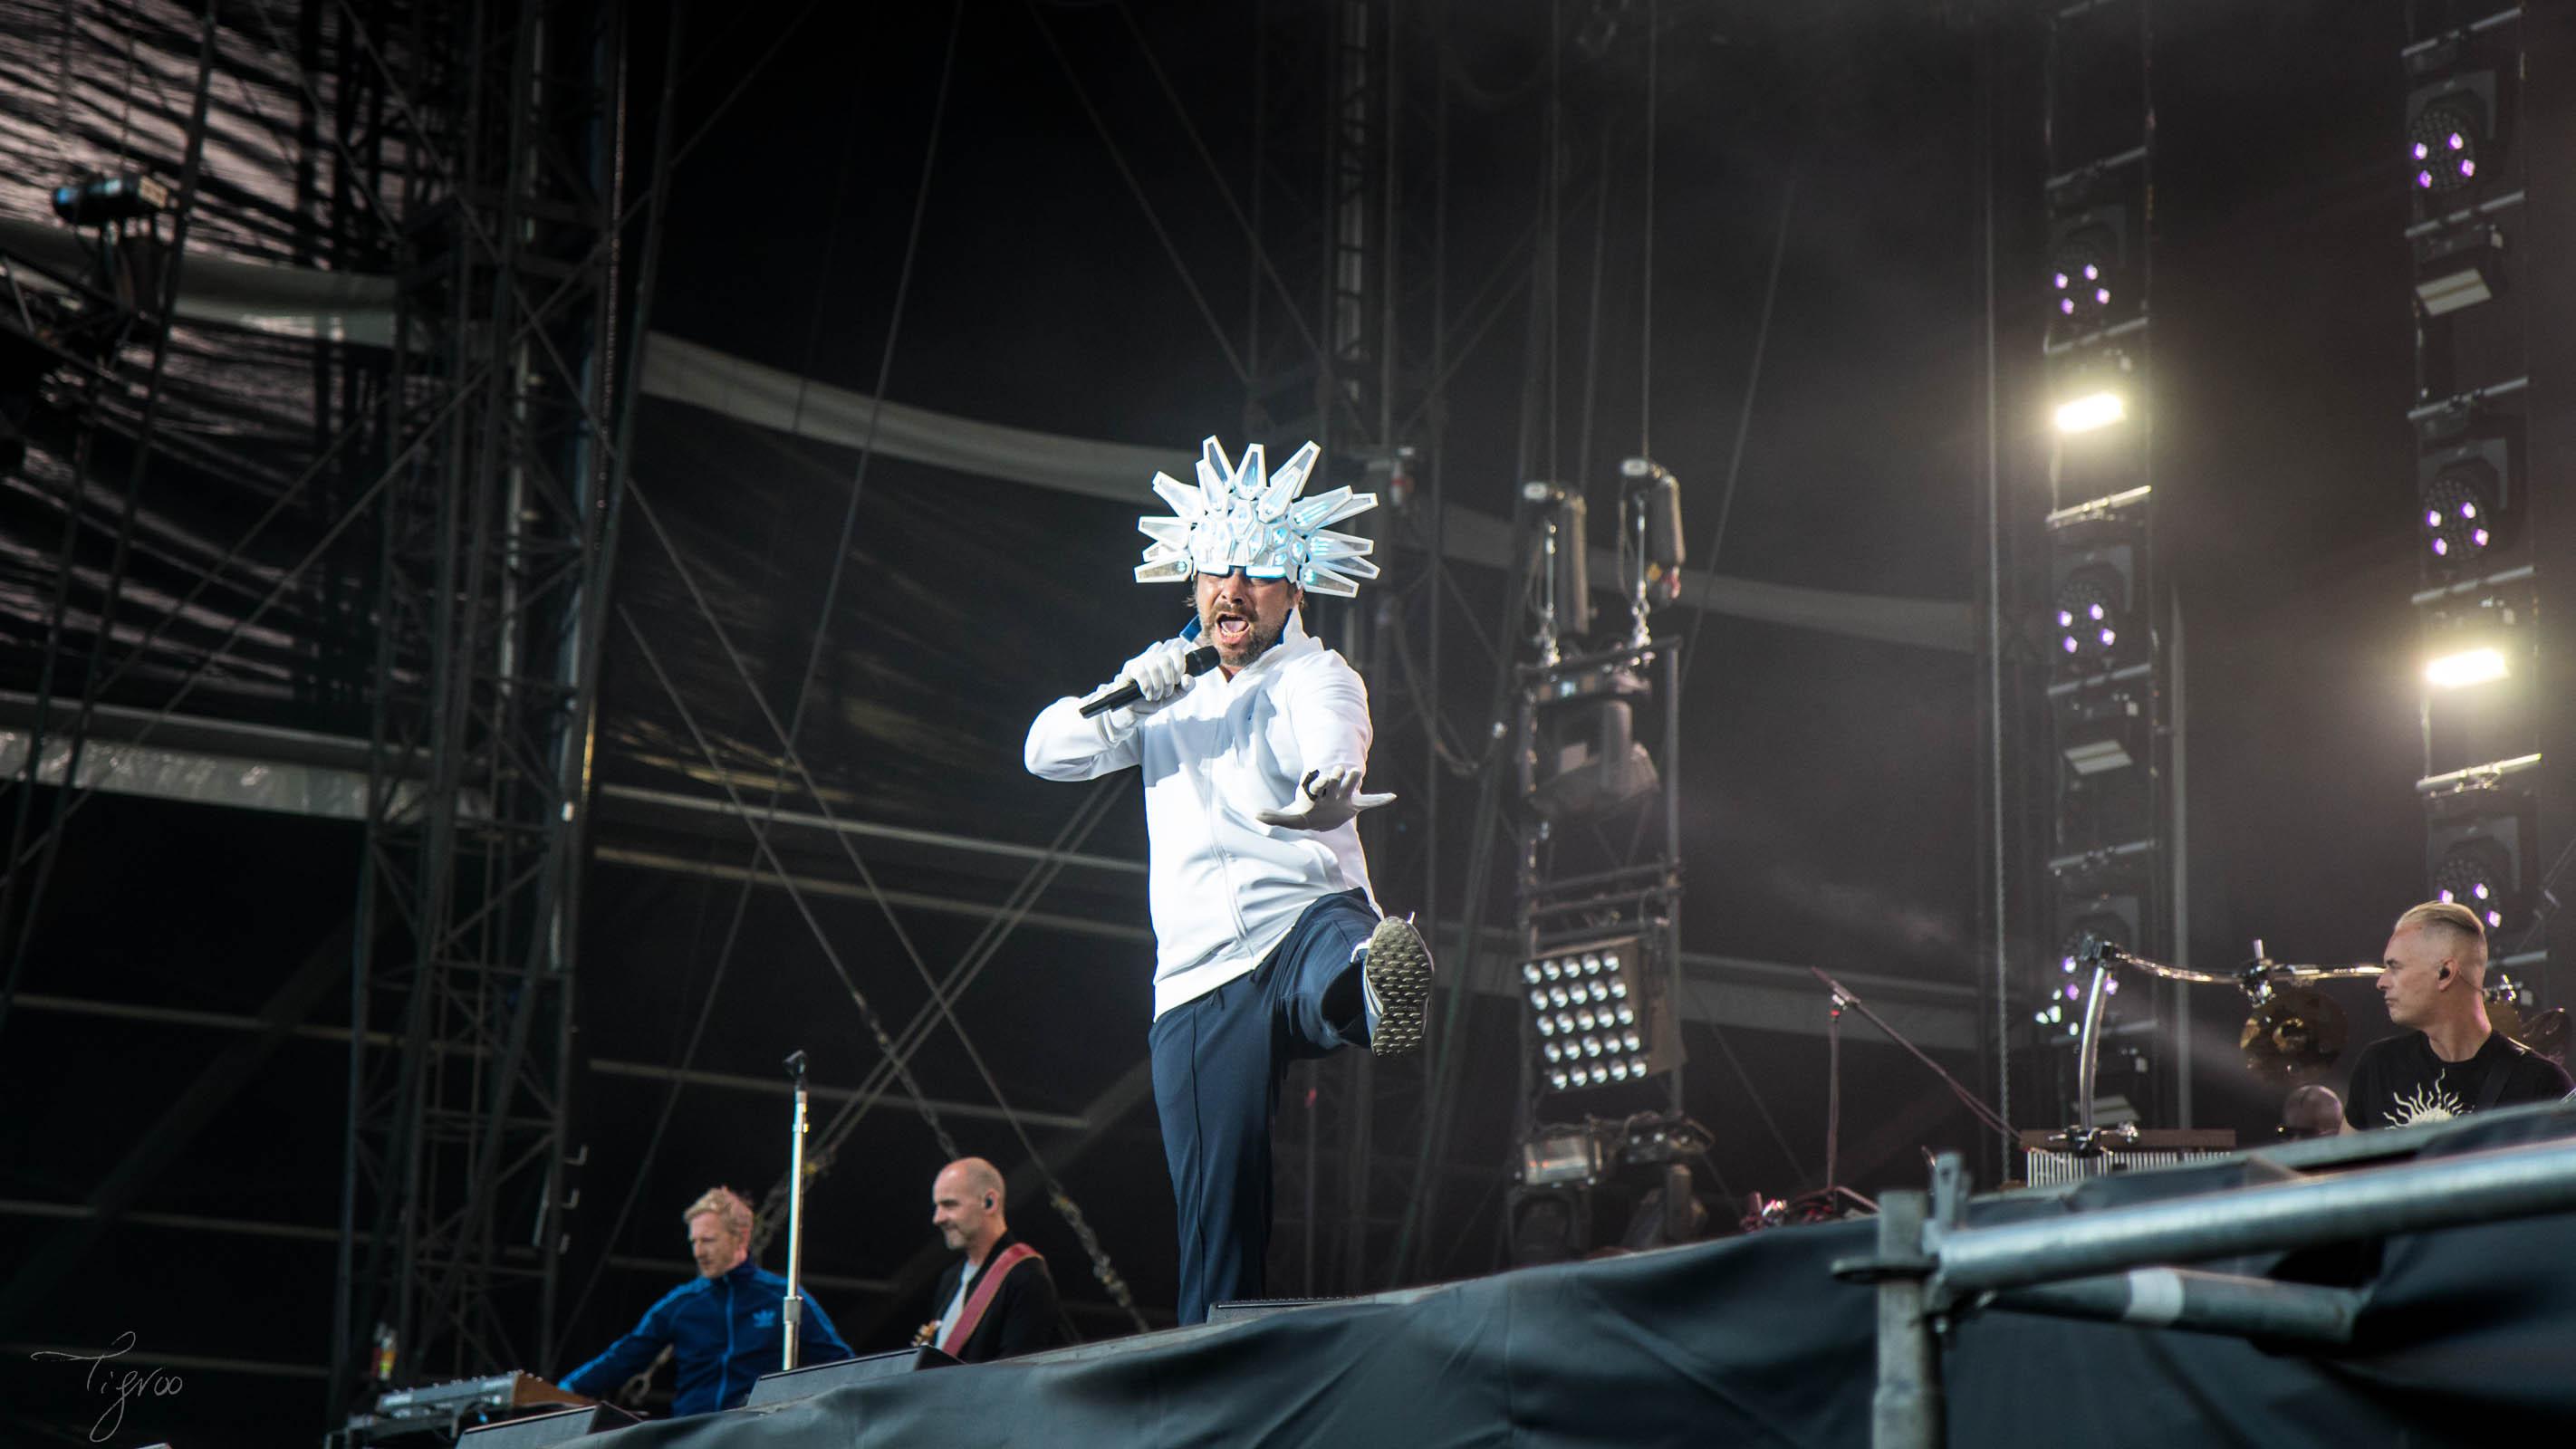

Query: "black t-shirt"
(2342, 1031), (2573, 1130)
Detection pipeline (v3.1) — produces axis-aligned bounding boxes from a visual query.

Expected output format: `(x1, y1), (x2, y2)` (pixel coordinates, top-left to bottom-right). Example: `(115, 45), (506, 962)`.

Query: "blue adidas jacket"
(561, 1260), (851, 1415)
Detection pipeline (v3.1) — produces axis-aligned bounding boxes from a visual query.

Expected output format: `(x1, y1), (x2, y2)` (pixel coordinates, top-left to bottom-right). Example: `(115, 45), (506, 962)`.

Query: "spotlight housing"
(2405, 73), (2496, 201)
(51, 173), (170, 227)
(2046, 203), (2131, 338)
(2415, 417), (2514, 575)
(1519, 935), (1682, 1095)
(2426, 794), (2530, 937)
(2412, 225), (2504, 317)
(2050, 563), (2128, 671)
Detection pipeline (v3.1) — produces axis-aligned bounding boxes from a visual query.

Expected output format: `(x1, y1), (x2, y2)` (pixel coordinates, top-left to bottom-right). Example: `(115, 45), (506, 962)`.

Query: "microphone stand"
(1808, 966), (2020, 1150)
(781, 1050), (810, 1371)
(2066, 936), (2381, 1150)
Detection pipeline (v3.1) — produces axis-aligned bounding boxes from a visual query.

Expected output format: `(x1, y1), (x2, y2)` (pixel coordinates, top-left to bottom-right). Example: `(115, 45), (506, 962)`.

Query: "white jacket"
(1024, 613), (1379, 1019)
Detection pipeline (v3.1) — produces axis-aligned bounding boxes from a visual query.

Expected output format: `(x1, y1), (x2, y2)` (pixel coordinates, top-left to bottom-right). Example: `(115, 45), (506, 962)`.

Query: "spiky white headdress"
(1134, 437), (1380, 597)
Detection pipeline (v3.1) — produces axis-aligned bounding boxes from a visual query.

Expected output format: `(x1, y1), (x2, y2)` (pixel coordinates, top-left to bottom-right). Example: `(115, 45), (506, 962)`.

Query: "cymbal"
(2510, 1005), (2568, 1062)
(2240, 987), (2347, 1085)
(2489, 992), (2524, 1044)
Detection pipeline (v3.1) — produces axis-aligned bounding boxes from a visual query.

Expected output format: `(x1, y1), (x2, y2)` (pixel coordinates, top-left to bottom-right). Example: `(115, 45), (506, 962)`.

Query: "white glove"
(1114, 638), (1195, 718)
(1255, 765), (1395, 831)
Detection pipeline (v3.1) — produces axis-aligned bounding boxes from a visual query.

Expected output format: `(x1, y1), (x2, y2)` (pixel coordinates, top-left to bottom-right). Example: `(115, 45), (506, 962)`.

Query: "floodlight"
(2424, 647), (2507, 690)
(2058, 690), (2144, 776)
(1520, 934), (1680, 1096)
(1521, 1126), (1605, 1187)
(2054, 391), (2127, 435)
(2413, 225), (2504, 316)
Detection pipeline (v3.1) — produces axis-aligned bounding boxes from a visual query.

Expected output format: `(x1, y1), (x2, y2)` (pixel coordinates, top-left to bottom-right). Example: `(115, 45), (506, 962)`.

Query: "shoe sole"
(1364, 916), (1433, 1058)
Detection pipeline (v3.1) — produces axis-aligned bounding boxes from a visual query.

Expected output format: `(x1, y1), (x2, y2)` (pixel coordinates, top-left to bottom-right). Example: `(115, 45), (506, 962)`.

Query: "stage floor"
(588, 1103), (2576, 1448)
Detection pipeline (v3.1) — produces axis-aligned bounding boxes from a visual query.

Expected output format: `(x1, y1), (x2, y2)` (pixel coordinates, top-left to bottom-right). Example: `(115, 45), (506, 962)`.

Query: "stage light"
(51, 173), (170, 226)
(2427, 799), (2529, 936)
(2416, 423), (2513, 572)
(2424, 647), (2506, 690)
(2047, 203), (2129, 336)
(1522, 481), (1592, 644)
(2432, 839), (2513, 931)
(2413, 225), (2503, 317)
(1522, 963), (1543, 984)
(2054, 391), (2127, 435)
(1521, 1126), (1605, 1187)
(1619, 457), (1688, 615)
(1522, 696), (1658, 821)
(1507, 1182), (1591, 1266)
(2406, 75), (2494, 199)
(2059, 689), (2144, 776)
(2051, 565), (2124, 666)
(1520, 934), (1680, 1096)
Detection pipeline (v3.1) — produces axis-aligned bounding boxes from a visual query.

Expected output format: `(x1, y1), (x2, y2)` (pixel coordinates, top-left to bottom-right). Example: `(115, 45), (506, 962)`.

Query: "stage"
(572, 1104), (2576, 1449)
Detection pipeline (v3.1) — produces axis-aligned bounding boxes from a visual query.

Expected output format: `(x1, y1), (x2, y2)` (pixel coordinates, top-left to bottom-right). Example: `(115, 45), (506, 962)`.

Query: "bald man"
(2344, 901), (2571, 1130)
(914, 1157), (1065, 1362)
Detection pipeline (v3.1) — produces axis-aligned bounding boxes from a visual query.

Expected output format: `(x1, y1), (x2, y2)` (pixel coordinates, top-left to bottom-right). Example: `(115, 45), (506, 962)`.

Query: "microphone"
(1079, 646), (1221, 717)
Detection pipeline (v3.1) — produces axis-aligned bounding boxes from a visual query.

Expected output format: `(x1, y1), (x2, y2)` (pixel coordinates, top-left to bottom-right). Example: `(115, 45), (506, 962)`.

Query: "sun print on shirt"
(2382, 1070), (2468, 1128)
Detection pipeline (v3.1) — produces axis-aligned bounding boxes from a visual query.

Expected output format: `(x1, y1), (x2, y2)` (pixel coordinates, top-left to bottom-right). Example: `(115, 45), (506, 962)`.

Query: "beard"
(1200, 599), (1290, 667)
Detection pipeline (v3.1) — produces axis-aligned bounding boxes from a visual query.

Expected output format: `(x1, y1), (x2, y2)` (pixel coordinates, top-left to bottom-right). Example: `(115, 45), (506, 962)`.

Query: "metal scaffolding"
(332, 0), (638, 1416)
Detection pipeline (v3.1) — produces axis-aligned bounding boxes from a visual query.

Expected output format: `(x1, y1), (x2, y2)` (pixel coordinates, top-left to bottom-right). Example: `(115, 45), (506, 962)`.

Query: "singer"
(1024, 436), (1433, 1324)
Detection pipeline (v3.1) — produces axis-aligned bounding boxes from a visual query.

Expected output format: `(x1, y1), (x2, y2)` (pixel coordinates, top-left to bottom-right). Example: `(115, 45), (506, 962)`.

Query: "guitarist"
(913, 1158), (1066, 1362)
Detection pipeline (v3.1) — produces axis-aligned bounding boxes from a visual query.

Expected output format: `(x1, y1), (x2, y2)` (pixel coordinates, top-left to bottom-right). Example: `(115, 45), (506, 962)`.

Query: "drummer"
(2341, 902), (2571, 1130)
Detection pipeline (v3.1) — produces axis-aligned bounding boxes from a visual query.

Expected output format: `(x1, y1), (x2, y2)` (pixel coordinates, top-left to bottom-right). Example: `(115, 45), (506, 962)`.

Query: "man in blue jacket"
(559, 1186), (851, 1415)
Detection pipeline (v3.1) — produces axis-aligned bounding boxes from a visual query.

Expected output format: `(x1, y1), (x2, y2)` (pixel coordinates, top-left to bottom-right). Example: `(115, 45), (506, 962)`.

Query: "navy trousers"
(1149, 888), (1375, 1325)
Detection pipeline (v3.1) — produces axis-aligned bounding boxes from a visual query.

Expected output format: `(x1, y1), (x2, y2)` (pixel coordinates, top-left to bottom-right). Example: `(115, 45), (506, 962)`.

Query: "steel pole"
(1872, 1191), (1942, 1449)
(1937, 1136), (2576, 1295)
(1992, 1267), (2360, 1344)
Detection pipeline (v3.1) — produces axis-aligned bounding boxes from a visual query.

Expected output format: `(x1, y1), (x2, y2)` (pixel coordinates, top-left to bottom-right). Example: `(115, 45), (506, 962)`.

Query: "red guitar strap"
(940, 1243), (1039, 1356)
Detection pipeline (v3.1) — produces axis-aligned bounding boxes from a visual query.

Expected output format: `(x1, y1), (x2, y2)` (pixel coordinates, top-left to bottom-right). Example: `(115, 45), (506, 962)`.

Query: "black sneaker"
(1361, 915), (1432, 1057)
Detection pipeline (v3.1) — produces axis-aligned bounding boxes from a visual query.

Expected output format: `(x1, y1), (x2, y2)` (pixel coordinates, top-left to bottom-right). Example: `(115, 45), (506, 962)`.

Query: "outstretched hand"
(1255, 765), (1395, 831)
